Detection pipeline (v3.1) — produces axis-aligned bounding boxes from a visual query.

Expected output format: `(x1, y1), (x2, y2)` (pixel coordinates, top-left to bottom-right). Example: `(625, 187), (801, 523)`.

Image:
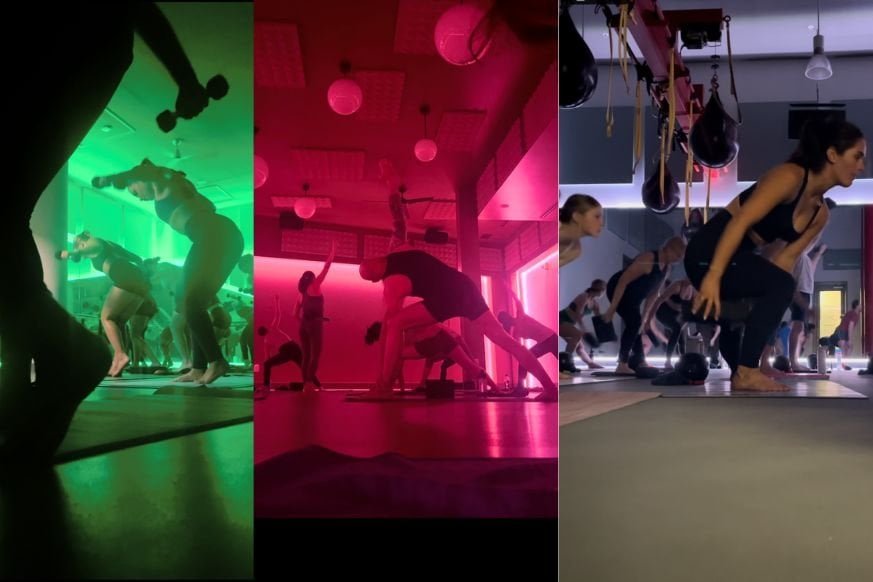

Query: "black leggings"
(684, 211), (796, 372)
(179, 214), (244, 370)
(605, 284), (644, 364)
(518, 334), (559, 382)
(263, 342), (302, 386)
(240, 321), (254, 361)
(300, 319), (323, 385)
(655, 305), (683, 360)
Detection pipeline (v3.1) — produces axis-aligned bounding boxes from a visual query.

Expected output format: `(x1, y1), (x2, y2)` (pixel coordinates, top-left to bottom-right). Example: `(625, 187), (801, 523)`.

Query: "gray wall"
(561, 99), (873, 185)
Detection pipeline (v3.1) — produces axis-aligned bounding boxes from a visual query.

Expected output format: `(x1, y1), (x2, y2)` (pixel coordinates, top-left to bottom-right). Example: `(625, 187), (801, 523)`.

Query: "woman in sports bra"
(559, 194), (603, 267)
(294, 241), (336, 391)
(686, 117), (865, 392)
(57, 232), (151, 376)
(602, 237), (687, 374)
(98, 159), (244, 385)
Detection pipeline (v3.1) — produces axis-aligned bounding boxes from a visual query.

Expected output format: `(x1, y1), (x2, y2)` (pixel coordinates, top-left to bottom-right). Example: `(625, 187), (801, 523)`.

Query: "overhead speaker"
(279, 211), (304, 230)
(423, 227), (449, 245)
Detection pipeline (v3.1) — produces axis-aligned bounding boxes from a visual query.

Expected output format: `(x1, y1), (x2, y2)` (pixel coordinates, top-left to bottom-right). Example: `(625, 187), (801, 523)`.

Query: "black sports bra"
(737, 166), (822, 244)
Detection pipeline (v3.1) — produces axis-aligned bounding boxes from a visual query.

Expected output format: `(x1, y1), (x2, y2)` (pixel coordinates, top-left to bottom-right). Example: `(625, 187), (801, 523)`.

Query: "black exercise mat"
(54, 390), (253, 464)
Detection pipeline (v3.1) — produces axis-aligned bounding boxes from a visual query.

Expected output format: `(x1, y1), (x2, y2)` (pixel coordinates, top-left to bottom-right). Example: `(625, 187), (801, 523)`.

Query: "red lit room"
(253, 0), (558, 517)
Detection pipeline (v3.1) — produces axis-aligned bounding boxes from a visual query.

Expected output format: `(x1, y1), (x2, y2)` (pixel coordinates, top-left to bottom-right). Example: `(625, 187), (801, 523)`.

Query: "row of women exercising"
(558, 117), (866, 392)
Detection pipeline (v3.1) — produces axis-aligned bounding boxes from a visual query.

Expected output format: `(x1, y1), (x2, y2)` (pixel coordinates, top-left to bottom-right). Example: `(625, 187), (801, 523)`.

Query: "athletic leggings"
(300, 319), (323, 386)
(263, 342), (302, 386)
(518, 334), (559, 382)
(240, 321), (254, 362)
(605, 285), (644, 363)
(684, 211), (796, 372)
(178, 213), (244, 370)
(655, 305), (684, 360)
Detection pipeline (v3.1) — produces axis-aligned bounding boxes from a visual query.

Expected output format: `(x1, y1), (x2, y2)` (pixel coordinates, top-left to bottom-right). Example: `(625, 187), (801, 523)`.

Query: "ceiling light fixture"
(805, 0), (832, 81)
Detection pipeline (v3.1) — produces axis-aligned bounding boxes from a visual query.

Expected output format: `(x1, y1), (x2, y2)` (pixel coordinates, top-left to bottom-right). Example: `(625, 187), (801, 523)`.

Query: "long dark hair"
(298, 271), (315, 293)
(559, 194), (601, 224)
(788, 117), (864, 173)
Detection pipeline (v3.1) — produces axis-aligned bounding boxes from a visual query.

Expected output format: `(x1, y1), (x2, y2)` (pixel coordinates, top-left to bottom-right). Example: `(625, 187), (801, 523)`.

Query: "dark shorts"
(414, 329), (457, 358)
(790, 293), (811, 322)
(135, 296), (158, 317)
(422, 278), (489, 323)
(559, 309), (574, 325)
(108, 260), (150, 297)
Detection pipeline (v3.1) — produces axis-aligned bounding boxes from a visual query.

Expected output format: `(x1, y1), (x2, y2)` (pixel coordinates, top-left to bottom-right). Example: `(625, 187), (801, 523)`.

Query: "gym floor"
(254, 388), (558, 518)
(0, 375), (254, 580)
(255, 388), (558, 463)
(559, 367), (873, 582)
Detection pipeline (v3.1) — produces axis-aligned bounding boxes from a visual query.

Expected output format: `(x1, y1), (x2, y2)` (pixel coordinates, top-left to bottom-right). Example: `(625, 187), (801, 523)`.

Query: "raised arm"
(132, 3), (208, 118)
(315, 240), (337, 285)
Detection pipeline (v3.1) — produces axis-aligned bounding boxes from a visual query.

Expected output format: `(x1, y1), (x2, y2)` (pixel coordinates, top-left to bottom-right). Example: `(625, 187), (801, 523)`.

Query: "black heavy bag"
(642, 164), (680, 214)
(559, 5), (597, 109)
(675, 352), (709, 383)
(238, 253), (254, 274)
(690, 91), (739, 168)
(772, 355), (791, 372)
(681, 208), (704, 242)
(591, 315), (618, 344)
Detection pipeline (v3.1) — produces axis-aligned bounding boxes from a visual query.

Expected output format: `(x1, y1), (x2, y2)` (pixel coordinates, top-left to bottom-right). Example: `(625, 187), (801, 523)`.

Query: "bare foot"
(175, 368), (204, 383)
(559, 371), (572, 379)
(586, 362), (604, 370)
(108, 353), (130, 377)
(760, 366), (786, 378)
(198, 360), (230, 385)
(534, 389), (558, 402)
(731, 367), (790, 392)
(614, 363), (636, 375)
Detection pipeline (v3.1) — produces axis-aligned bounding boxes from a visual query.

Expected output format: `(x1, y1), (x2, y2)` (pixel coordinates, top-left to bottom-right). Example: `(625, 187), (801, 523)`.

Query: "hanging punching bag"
(642, 165), (680, 214)
(681, 208), (704, 241)
(690, 90), (739, 168)
(559, 5), (597, 108)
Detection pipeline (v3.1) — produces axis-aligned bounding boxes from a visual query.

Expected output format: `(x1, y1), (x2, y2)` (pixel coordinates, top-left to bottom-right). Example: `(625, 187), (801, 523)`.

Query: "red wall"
(254, 255), (464, 387)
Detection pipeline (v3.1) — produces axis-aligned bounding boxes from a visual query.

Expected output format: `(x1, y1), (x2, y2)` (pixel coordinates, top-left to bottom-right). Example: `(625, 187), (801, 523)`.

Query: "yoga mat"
(560, 391), (661, 426)
(54, 390), (253, 464)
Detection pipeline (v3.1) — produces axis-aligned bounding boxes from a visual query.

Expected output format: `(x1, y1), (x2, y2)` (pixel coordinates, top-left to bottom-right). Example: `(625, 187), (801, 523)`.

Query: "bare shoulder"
(383, 273), (412, 295)
(758, 164), (805, 197)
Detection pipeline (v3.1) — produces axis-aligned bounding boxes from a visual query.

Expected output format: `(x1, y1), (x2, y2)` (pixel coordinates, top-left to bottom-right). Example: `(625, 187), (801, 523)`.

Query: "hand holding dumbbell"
(156, 75), (229, 133)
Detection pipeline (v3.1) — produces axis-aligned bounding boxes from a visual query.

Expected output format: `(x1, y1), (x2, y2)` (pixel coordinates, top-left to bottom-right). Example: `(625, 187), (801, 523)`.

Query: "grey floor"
(1, 423), (253, 579)
(560, 369), (873, 582)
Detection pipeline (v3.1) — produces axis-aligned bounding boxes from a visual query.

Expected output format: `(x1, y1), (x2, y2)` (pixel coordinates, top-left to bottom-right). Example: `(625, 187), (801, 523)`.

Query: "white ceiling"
(570, 0), (873, 61)
(561, 0), (873, 207)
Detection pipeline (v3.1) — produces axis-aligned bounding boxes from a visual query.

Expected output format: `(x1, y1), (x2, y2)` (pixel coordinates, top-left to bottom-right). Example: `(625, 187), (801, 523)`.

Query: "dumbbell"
(156, 75), (229, 133)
